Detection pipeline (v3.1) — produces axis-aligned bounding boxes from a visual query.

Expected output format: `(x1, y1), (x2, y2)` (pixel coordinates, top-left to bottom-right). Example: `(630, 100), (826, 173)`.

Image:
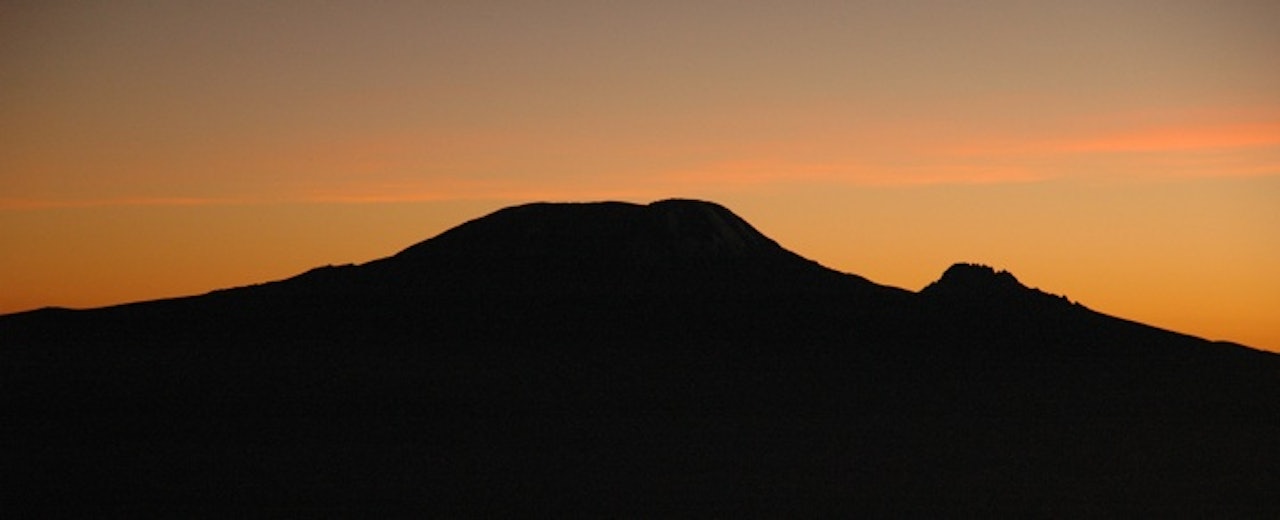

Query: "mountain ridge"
(3, 198), (1278, 515)
(4, 199), (1228, 348)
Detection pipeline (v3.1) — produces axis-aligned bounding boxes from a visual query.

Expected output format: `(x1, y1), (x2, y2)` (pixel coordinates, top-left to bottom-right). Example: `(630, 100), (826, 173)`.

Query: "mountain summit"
(345, 198), (877, 303)
(925, 262), (1024, 294)
(392, 199), (789, 266)
(3, 198), (1278, 515)
(920, 262), (1064, 304)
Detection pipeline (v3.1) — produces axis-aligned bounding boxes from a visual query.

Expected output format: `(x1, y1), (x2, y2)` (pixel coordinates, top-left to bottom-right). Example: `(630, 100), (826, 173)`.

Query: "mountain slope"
(3, 199), (1278, 515)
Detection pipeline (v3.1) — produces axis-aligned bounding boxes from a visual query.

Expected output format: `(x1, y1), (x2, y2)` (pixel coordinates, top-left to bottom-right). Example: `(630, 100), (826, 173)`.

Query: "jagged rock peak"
(942, 263), (1022, 285)
(921, 263), (1028, 296)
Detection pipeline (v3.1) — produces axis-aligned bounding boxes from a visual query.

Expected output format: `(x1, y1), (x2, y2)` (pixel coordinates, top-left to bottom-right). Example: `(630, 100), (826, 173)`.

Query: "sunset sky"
(2, 1), (1277, 351)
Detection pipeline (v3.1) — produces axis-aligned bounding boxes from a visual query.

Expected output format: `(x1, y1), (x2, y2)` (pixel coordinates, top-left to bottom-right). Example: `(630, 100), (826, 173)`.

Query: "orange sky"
(2, 1), (1278, 351)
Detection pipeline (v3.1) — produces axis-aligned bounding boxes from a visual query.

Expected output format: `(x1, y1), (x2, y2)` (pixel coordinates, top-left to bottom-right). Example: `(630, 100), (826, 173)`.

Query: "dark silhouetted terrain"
(4, 199), (1278, 515)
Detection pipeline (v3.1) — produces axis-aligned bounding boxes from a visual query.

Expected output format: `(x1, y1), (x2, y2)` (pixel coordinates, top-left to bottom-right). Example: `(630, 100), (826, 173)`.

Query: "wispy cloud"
(658, 158), (1047, 188)
(6, 110), (1277, 212)
(296, 180), (666, 205)
(947, 121), (1280, 157)
(0, 196), (273, 210)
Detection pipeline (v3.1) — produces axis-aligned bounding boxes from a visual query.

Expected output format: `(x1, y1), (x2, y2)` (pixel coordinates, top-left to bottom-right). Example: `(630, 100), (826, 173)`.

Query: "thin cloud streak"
(6, 116), (1278, 212)
(0, 184), (671, 211)
(660, 159), (1047, 188)
(0, 196), (276, 211)
(948, 121), (1280, 157)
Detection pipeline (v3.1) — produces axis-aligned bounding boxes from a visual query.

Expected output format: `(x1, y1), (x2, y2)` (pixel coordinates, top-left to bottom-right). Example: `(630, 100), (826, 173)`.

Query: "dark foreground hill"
(3, 199), (1279, 515)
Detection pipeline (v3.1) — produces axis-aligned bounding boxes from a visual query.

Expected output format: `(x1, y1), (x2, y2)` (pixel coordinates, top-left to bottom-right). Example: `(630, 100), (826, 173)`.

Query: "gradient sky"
(3, 1), (1278, 351)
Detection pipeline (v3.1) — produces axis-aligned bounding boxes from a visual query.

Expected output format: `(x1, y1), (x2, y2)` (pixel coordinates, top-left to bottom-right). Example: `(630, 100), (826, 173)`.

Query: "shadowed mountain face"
(396, 199), (785, 262)
(3, 199), (1279, 515)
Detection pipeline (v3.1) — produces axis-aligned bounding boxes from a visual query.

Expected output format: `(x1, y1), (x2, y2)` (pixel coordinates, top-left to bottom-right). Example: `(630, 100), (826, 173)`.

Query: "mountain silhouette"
(3, 199), (1278, 515)
(395, 199), (786, 262)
